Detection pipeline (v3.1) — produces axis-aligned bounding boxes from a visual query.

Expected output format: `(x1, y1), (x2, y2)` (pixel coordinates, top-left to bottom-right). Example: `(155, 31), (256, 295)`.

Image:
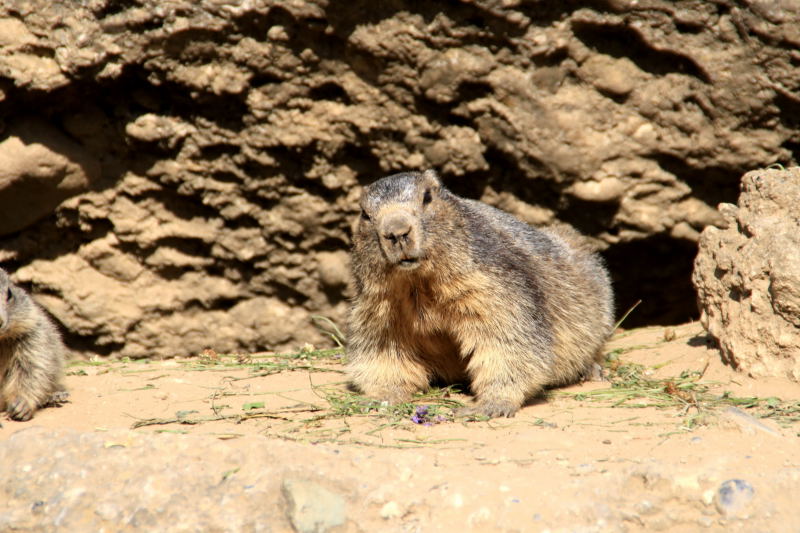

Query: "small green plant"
(559, 358), (800, 428)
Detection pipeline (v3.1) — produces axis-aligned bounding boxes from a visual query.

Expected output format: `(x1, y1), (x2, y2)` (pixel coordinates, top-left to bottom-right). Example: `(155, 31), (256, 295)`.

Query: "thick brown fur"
(346, 170), (614, 418)
(0, 268), (67, 421)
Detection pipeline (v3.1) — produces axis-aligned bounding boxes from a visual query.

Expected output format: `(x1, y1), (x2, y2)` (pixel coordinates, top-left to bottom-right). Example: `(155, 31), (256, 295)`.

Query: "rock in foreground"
(693, 167), (800, 380)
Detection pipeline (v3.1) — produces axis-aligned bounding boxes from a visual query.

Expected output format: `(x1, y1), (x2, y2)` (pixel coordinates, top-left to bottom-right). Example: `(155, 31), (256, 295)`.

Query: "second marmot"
(346, 170), (614, 418)
(0, 268), (68, 421)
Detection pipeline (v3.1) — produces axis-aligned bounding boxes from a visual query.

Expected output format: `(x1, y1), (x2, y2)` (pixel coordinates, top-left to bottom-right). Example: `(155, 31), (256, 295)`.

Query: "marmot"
(346, 170), (614, 418)
(0, 268), (68, 421)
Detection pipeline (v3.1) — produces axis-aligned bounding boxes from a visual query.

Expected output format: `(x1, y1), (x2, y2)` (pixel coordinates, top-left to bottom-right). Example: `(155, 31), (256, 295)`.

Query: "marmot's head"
(0, 268), (32, 339)
(355, 170), (450, 272)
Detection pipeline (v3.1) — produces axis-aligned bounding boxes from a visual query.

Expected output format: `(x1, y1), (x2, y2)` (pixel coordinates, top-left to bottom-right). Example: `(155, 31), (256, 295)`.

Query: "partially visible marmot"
(346, 170), (614, 418)
(0, 268), (68, 421)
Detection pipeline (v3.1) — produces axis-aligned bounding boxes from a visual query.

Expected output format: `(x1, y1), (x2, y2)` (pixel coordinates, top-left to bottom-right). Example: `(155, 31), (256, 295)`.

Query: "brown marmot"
(0, 268), (68, 421)
(346, 170), (614, 418)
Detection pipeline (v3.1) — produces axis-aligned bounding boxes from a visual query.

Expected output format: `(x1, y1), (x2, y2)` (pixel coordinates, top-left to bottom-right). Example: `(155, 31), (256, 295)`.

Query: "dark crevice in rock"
(334, 144), (385, 185)
(531, 47), (570, 68)
(95, 0), (142, 19)
(309, 81), (352, 105)
(412, 93), (470, 129)
(782, 141), (800, 162)
(199, 144), (242, 161)
(160, 28), (233, 60)
(455, 81), (493, 103)
(148, 264), (195, 281)
(132, 189), (222, 223)
(560, 196), (620, 238)
(321, 284), (347, 305)
(443, 147), (561, 210)
(314, 236), (352, 253)
(774, 91), (800, 131)
(149, 237), (214, 261)
(233, 5), (301, 41)
(674, 20), (706, 35)
(1, 217), (114, 269)
(269, 282), (311, 307)
(572, 20), (711, 83)
(209, 171), (244, 184)
(602, 234), (699, 327)
(221, 214), (261, 229)
(184, 296), (244, 312)
(651, 153), (741, 207)
(64, 336), (126, 358)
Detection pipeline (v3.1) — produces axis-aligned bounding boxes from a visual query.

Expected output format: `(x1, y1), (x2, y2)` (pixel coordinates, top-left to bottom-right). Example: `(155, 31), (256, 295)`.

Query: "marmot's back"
(347, 170), (614, 418)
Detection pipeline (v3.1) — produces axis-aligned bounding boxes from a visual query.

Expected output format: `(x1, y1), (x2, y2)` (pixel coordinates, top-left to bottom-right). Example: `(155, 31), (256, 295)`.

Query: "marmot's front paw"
(455, 400), (519, 419)
(6, 397), (35, 421)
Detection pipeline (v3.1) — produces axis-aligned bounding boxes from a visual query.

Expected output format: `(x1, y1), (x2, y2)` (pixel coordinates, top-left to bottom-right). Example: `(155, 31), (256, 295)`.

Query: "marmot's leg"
(348, 348), (430, 404)
(459, 345), (548, 418)
(2, 352), (55, 421)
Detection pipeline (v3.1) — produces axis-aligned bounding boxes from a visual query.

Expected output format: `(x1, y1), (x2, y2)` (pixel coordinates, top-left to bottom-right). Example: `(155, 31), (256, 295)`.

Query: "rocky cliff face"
(0, 0), (797, 358)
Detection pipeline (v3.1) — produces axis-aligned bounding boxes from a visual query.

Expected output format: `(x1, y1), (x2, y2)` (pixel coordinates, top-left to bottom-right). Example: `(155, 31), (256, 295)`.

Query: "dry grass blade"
(559, 359), (800, 428)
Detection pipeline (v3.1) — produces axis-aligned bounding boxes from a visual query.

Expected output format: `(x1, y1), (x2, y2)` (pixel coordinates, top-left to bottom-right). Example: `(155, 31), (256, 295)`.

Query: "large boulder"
(693, 167), (800, 380)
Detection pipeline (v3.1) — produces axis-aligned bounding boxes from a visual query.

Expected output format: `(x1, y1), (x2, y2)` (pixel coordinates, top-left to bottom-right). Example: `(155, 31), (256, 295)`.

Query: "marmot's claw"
(6, 397), (34, 421)
(455, 401), (518, 419)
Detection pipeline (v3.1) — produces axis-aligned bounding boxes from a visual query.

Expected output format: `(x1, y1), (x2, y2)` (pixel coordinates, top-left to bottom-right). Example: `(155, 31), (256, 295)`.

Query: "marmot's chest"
(392, 282), (481, 335)
(382, 269), (493, 331)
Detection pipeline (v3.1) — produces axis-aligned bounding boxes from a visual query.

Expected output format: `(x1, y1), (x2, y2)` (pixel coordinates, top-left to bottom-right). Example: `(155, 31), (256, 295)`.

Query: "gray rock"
(282, 479), (347, 533)
(714, 479), (755, 518)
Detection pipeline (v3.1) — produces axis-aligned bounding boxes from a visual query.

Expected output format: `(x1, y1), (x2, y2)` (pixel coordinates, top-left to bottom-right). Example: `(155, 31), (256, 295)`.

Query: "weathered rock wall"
(694, 167), (800, 381)
(0, 0), (798, 358)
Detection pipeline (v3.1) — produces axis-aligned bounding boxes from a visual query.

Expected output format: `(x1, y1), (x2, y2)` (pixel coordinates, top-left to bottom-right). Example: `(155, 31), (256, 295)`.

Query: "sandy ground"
(2, 323), (800, 531)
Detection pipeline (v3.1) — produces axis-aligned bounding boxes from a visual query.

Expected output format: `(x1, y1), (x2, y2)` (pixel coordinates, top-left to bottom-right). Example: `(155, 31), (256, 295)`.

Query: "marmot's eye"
(360, 210), (371, 221)
(6, 287), (12, 302)
(422, 189), (432, 205)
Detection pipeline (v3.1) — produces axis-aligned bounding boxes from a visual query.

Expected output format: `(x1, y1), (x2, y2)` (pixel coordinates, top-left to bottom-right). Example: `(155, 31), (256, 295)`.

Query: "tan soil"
(2, 323), (799, 531)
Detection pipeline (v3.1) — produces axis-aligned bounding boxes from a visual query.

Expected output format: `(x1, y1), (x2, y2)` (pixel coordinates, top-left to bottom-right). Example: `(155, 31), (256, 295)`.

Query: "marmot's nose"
(380, 214), (413, 244)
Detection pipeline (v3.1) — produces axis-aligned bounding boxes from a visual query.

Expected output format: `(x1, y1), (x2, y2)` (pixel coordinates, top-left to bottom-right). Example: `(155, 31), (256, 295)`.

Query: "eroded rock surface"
(693, 167), (800, 381)
(1, 0), (799, 357)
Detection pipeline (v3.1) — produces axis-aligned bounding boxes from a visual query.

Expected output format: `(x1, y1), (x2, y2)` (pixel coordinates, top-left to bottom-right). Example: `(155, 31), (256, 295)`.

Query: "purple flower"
(411, 405), (429, 424)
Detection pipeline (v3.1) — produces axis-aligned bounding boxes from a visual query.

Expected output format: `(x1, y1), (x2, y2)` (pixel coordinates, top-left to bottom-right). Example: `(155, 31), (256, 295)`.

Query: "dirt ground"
(2, 322), (799, 532)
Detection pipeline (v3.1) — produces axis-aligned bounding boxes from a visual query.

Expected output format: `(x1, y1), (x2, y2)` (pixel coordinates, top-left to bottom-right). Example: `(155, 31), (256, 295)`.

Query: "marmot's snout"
(377, 210), (422, 269)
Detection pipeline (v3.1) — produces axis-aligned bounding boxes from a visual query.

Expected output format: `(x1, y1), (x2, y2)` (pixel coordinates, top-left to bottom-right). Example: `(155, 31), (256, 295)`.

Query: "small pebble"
(380, 501), (402, 519)
(714, 479), (755, 518)
(467, 507), (491, 526)
(449, 493), (464, 508)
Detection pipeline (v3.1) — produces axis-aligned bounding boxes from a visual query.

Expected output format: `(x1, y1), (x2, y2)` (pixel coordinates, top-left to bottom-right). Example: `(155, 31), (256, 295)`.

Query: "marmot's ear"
(420, 169), (441, 187)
